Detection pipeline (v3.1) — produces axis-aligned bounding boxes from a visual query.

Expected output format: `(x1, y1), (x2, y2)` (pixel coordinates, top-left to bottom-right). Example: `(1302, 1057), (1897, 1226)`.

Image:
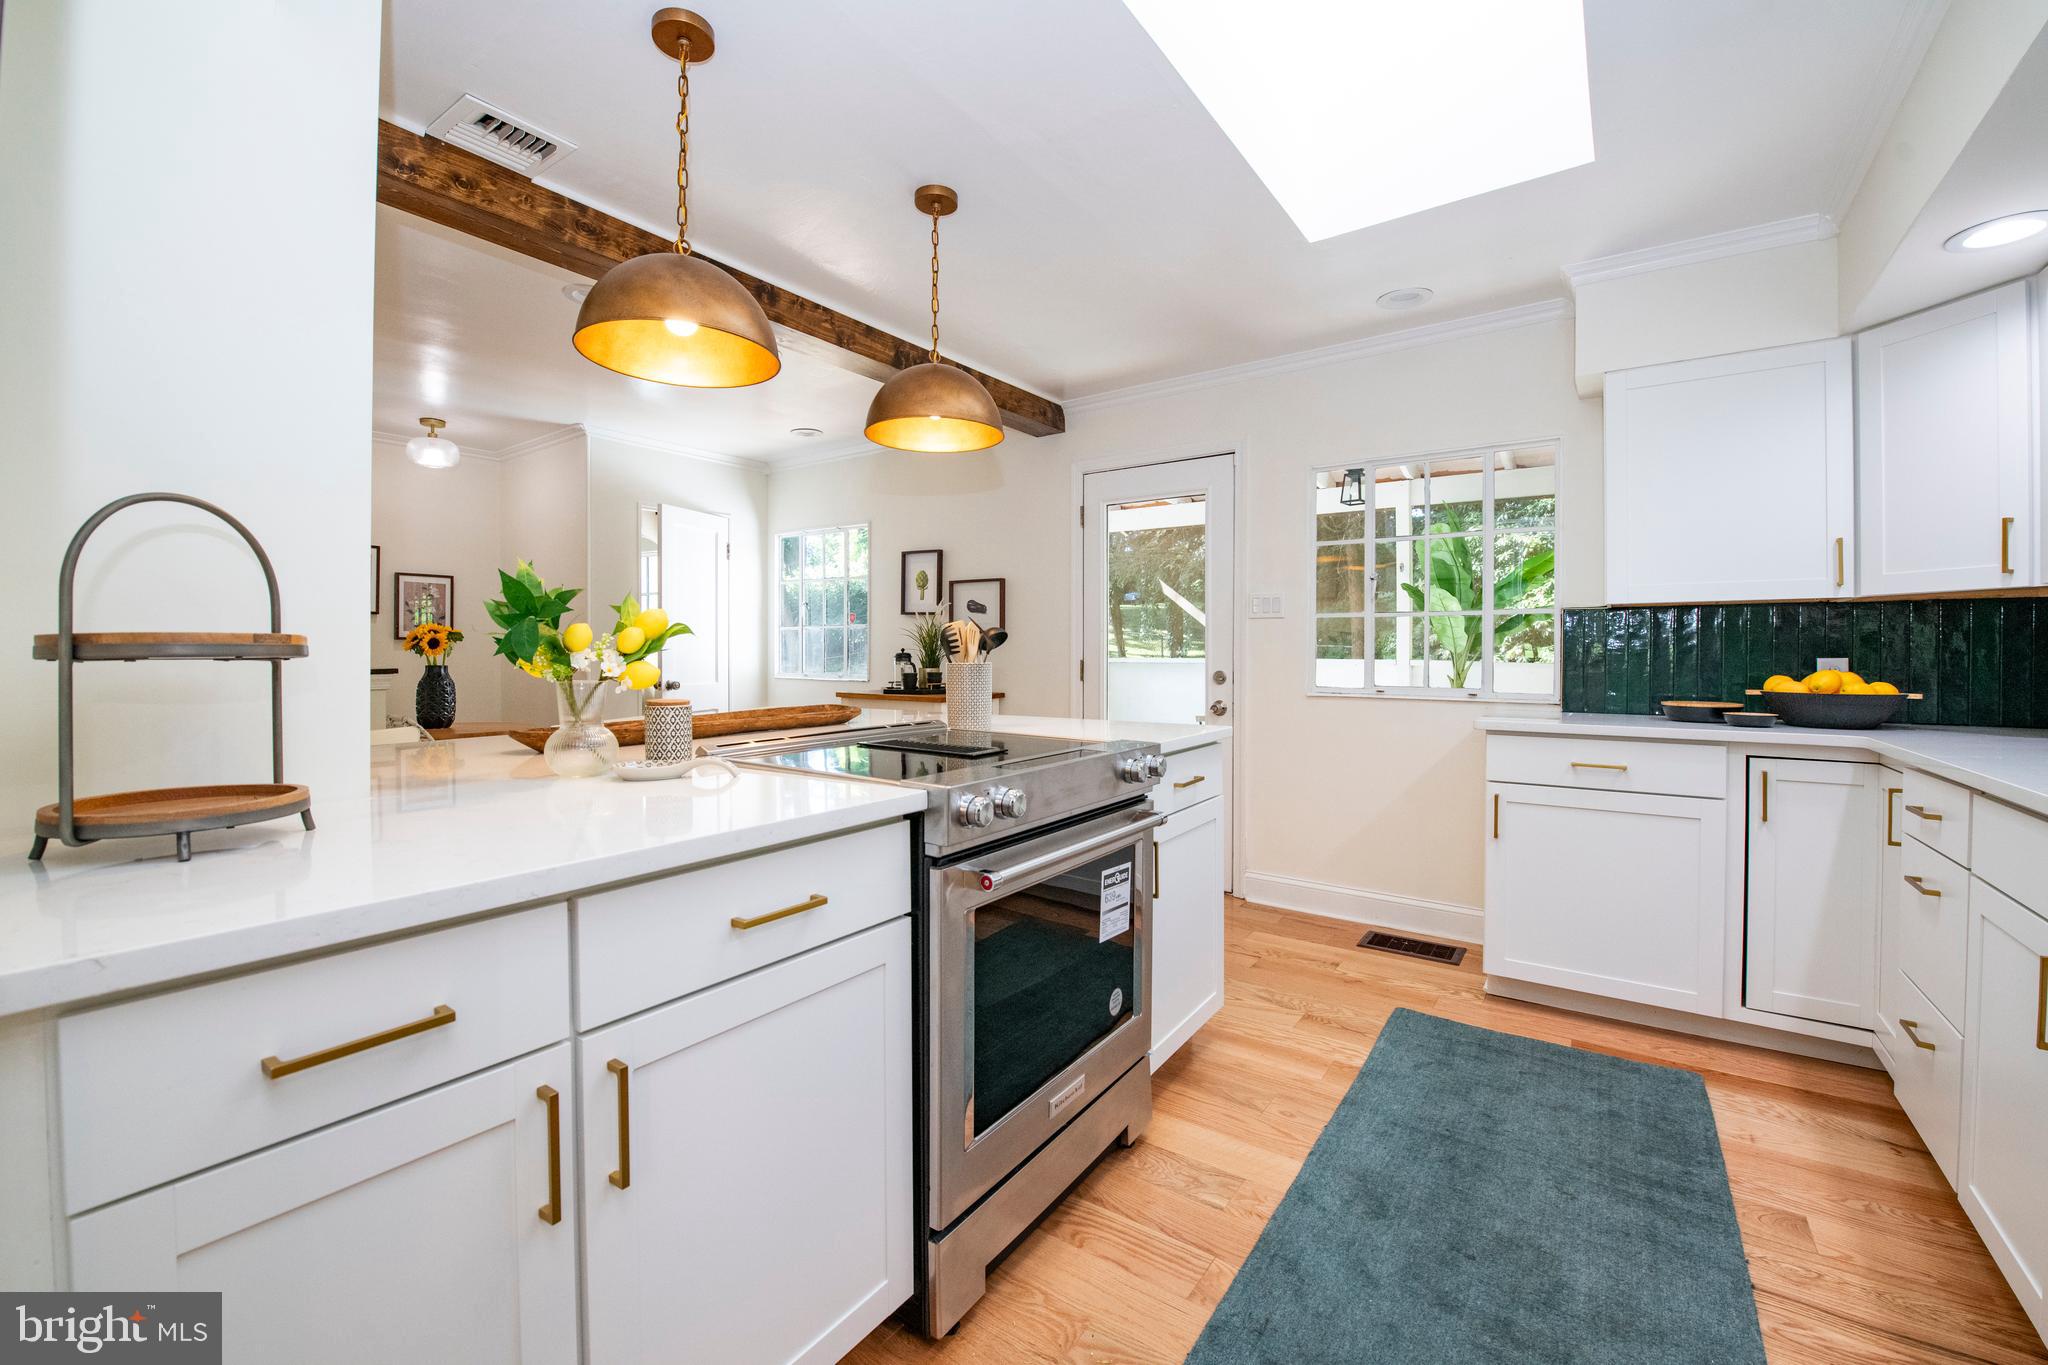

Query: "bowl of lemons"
(1751, 670), (1911, 728)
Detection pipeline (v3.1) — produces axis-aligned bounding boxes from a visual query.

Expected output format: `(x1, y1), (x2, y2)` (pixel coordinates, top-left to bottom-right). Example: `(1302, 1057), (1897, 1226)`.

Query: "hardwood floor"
(849, 897), (2047, 1365)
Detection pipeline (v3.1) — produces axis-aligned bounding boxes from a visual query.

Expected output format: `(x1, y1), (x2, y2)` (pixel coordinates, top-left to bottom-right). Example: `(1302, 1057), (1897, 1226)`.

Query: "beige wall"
(501, 432), (590, 726)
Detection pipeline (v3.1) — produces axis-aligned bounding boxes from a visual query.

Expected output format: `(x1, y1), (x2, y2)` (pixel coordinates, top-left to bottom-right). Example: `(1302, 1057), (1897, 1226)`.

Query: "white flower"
(599, 647), (625, 679)
(569, 648), (596, 670)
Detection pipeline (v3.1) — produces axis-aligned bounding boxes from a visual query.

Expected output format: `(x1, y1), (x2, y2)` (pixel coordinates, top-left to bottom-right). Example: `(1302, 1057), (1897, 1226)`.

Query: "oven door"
(929, 800), (1161, 1229)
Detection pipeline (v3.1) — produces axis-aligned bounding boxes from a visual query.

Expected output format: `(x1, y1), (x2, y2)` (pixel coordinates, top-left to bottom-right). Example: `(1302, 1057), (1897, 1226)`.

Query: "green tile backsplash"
(1560, 599), (2048, 728)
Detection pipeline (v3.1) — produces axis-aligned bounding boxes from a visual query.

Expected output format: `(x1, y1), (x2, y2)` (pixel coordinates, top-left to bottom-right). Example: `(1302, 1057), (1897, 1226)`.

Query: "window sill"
(1305, 688), (1560, 705)
(773, 673), (873, 685)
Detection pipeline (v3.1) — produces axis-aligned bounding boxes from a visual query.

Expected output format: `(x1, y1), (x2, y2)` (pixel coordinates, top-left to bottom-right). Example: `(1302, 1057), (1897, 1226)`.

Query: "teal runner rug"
(1185, 1009), (1766, 1365)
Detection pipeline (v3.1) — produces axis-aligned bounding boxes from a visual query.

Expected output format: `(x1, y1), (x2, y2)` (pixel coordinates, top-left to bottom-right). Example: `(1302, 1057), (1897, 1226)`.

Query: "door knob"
(1209, 700), (1228, 717)
(1212, 669), (1228, 684)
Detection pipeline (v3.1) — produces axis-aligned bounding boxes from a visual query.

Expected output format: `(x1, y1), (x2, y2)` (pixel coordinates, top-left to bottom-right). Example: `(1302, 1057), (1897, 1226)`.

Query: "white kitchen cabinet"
(1604, 337), (1854, 603)
(1960, 877), (2048, 1340)
(1856, 280), (2035, 595)
(582, 917), (912, 1365)
(1152, 792), (1224, 1069)
(1743, 758), (1880, 1029)
(1485, 782), (1726, 1016)
(70, 1044), (578, 1365)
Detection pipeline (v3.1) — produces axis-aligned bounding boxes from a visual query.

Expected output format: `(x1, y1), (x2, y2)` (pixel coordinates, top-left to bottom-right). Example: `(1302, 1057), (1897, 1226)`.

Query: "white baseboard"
(1240, 871), (1483, 946)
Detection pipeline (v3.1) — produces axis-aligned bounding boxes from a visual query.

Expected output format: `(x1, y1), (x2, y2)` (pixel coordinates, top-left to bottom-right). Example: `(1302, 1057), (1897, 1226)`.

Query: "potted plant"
(403, 621), (464, 730)
(904, 612), (946, 691)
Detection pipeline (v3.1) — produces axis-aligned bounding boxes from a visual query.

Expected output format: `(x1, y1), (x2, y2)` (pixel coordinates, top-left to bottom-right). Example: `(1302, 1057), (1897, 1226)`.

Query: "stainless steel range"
(738, 724), (1164, 1335)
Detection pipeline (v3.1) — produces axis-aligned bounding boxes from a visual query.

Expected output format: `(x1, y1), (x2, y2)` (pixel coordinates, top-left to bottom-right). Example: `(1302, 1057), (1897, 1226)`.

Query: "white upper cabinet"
(1856, 280), (2034, 595)
(1605, 337), (1854, 604)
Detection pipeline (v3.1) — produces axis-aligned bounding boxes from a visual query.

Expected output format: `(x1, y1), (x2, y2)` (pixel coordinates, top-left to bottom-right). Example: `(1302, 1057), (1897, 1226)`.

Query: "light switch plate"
(1816, 657), (1849, 673)
(1250, 593), (1284, 618)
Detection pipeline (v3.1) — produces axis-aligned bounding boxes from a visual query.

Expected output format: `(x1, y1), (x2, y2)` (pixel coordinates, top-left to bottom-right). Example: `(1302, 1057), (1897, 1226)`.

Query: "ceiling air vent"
(425, 95), (577, 176)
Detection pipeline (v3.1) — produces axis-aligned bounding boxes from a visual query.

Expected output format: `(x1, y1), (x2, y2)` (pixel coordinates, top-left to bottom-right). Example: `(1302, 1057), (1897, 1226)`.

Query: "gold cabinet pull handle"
(260, 1004), (455, 1079)
(1492, 791), (1500, 840)
(1884, 787), (1901, 847)
(1900, 1018), (1937, 1052)
(1171, 774), (1207, 790)
(2002, 516), (2016, 575)
(607, 1059), (631, 1190)
(2036, 957), (2047, 1053)
(1903, 803), (1943, 823)
(730, 894), (828, 931)
(1903, 874), (1941, 898)
(1835, 535), (1845, 588)
(1761, 770), (1769, 823)
(536, 1084), (562, 1226)
(1570, 761), (1628, 772)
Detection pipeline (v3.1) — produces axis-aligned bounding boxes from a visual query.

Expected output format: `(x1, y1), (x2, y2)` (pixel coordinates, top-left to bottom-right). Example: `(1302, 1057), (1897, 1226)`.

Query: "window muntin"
(774, 524), (869, 680)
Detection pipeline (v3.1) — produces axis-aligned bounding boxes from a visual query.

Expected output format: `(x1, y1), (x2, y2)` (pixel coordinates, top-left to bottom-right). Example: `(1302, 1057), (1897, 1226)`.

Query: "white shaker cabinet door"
(581, 917), (913, 1365)
(1743, 758), (1881, 1029)
(1960, 878), (2048, 1342)
(1151, 795), (1225, 1069)
(69, 1045), (578, 1365)
(1485, 783), (1726, 1016)
(1856, 280), (2034, 595)
(1604, 338), (1854, 603)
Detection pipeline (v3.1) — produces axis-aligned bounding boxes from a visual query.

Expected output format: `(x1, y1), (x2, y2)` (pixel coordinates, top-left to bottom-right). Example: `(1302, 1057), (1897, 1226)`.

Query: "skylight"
(1121, 0), (1595, 241)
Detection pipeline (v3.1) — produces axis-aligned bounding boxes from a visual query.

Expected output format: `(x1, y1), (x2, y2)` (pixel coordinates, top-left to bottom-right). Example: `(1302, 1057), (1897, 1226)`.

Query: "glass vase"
(543, 671), (618, 778)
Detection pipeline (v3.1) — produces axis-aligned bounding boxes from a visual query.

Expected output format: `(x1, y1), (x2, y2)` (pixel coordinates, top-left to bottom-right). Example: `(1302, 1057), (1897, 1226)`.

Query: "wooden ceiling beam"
(375, 120), (1064, 437)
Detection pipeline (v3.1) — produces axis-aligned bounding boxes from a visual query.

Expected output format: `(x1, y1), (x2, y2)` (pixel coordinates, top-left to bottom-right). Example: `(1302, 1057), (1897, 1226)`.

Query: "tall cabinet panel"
(1604, 337), (1854, 603)
(1856, 281), (2034, 595)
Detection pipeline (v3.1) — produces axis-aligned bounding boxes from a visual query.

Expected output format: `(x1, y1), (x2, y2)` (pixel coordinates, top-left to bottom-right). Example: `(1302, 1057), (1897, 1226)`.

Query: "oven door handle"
(966, 811), (1167, 892)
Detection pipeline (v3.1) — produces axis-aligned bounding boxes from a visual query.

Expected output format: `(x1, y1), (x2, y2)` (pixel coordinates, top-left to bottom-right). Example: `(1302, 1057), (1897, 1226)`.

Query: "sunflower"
(405, 622), (462, 660)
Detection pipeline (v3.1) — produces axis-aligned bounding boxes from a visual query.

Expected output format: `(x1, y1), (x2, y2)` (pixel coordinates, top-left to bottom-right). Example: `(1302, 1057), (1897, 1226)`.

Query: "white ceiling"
(373, 207), (885, 462)
(382, 0), (1942, 404)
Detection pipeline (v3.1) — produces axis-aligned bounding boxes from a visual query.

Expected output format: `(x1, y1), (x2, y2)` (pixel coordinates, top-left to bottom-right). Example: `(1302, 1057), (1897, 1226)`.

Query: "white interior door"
(1082, 454), (1235, 727)
(658, 503), (729, 712)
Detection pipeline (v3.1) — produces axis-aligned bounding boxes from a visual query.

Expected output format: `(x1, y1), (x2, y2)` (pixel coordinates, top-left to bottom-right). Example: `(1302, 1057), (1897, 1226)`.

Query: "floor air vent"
(1358, 931), (1467, 965)
(425, 95), (577, 176)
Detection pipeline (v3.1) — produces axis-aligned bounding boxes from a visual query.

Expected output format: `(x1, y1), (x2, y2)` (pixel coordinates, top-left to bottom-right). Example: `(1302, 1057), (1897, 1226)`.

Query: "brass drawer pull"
(1903, 804), (1943, 822)
(607, 1059), (631, 1190)
(1884, 787), (1901, 847)
(2036, 957), (2047, 1053)
(1835, 535), (1845, 589)
(2002, 516), (2016, 575)
(1761, 770), (1769, 823)
(1900, 1018), (1937, 1052)
(1903, 874), (1940, 898)
(260, 1004), (455, 1079)
(731, 893), (828, 931)
(536, 1084), (562, 1226)
(1570, 762), (1628, 772)
(1492, 791), (1500, 840)
(1171, 774), (1207, 790)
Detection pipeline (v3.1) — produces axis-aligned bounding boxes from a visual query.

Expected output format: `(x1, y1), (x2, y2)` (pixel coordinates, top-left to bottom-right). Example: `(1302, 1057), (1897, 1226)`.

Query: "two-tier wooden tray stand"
(30, 493), (314, 863)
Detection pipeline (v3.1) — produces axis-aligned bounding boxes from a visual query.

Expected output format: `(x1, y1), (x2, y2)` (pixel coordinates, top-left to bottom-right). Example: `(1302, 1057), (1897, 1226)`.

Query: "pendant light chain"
(928, 211), (942, 363)
(674, 37), (692, 256)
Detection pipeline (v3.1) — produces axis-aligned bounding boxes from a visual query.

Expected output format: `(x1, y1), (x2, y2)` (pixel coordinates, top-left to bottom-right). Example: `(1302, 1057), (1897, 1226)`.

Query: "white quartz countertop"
(1478, 712), (2048, 818)
(850, 709), (1231, 754)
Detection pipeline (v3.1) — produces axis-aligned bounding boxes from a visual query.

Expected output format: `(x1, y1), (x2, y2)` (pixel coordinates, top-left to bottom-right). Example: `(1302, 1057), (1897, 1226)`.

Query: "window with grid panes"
(1312, 444), (1558, 699)
(774, 524), (870, 680)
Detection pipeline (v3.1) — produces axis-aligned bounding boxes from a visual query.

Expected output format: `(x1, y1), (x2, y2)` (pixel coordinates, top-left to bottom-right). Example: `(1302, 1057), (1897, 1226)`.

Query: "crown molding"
(1561, 214), (1836, 291)
(371, 422), (583, 462)
(764, 438), (885, 473)
(1063, 298), (1572, 416)
(580, 425), (771, 475)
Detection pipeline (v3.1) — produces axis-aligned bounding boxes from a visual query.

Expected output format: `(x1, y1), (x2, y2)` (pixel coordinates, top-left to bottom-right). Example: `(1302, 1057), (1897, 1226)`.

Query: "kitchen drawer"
(1874, 965), (1963, 1186)
(1897, 838), (1968, 1028)
(1972, 795), (2048, 915)
(57, 905), (569, 1215)
(1485, 735), (1724, 799)
(575, 820), (910, 1029)
(1901, 769), (1972, 866)
(1156, 742), (1224, 817)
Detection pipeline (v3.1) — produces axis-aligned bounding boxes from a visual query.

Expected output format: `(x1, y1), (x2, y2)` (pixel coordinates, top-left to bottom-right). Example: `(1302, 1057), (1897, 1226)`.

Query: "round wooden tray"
(33, 632), (308, 662)
(35, 784), (311, 836)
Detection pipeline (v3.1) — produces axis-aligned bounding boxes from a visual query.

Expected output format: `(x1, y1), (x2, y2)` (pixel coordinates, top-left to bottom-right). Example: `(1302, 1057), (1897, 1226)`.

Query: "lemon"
(1841, 680), (1871, 694)
(615, 625), (647, 656)
(1867, 680), (1900, 695)
(1840, 671), (1866, 688)
(1803, 669), (1844, 695)
(633, 608), (669, 638)
(561, 622), (593, 653)
(1762, 675), (1799, 693)
(620, 659), (660, 691)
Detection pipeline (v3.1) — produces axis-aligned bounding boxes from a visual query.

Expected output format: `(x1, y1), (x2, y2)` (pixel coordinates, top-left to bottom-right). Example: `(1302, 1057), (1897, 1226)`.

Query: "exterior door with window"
(1313, 444), (1558, 700)
(1081, 455), (1235, 727)
(657, 504), (730, 712)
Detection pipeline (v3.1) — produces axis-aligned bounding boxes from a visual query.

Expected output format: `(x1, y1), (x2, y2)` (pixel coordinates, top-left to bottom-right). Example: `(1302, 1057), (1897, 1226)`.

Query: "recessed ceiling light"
(1943, 211), (2048, 252)
(1376, 287), (1434, 310)
(1122, 0), (1594, 241)
(562, 283), (592, 303)
(789, 427), (823, 438)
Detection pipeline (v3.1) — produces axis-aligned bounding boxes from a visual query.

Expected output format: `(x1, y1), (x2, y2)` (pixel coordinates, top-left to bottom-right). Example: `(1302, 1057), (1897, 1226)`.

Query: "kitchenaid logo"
(4, 1294), (219, 1361)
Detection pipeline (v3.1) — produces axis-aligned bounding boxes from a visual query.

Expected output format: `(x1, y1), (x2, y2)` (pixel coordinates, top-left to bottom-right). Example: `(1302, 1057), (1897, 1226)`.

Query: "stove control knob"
(990, 787), (1029, 819)
(1115, 756), (1147, 783)
(954, 793), (995, 828)
(1142, 753), (1166, 780)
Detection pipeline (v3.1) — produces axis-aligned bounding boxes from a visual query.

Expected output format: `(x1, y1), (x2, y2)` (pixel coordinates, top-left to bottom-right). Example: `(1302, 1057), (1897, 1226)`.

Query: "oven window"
(972, 845), (1138, 1136)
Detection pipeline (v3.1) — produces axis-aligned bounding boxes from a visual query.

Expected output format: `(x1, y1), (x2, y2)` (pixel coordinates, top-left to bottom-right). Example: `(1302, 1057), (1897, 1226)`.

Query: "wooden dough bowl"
(507, 704), (861, 754)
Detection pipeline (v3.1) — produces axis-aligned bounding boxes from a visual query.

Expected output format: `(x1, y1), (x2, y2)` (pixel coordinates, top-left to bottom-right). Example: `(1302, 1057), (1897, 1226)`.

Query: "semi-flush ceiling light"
(1121, 0), (1594, 241)
(1943, 211), (2048, 252)
(864, 185), (1004, 454)
(572, 9), (780, 388)
(406, 417), (460, 469)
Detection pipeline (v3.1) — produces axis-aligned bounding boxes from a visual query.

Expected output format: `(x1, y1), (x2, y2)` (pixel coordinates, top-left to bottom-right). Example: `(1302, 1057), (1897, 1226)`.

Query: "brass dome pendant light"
(864, 185), (1005, 453)
(572, 9), (780, 388)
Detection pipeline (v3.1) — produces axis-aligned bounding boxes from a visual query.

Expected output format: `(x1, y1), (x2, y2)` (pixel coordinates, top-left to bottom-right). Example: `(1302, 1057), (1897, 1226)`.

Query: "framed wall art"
(948, 577), (1005, 631)
(901, 549), (944, 615)
(393, 571), (454, 639)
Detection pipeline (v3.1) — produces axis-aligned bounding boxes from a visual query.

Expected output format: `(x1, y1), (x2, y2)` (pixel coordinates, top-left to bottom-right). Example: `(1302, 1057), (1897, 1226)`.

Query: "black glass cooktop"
(747, 729), (1094, 785)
